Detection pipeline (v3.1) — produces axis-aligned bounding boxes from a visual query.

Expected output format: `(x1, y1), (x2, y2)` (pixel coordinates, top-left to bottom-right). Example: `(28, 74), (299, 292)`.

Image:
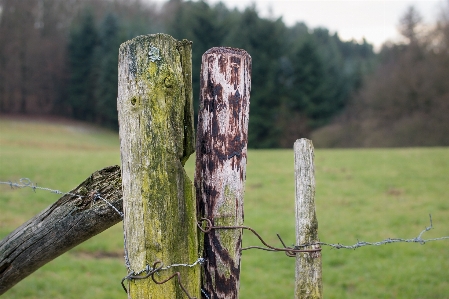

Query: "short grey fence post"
(294, 139), (323, 299)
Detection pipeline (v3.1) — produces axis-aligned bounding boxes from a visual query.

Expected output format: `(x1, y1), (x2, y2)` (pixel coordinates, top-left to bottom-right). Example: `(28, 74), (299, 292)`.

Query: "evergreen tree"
(224, 7), (286, 148)
(289, 38), (327, 120)
(67, 9), (98, 121)
(311, 29), (348, 124)
(165, 0), (228, 122)
(0, 0), (379, 148)
(94, 13), (121, 128)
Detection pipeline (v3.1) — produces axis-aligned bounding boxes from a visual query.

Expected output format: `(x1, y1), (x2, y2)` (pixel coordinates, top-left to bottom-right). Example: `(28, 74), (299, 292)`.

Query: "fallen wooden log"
(0, 165), (122, 295)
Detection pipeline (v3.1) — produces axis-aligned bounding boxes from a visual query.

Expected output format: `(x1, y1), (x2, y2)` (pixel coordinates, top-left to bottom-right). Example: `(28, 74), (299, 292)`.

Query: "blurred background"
(1, 2), (449, 298)
(0, 0), (448, 148)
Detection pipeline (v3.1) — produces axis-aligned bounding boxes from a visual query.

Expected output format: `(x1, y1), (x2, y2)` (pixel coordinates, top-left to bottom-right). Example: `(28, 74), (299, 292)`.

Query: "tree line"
(312, 3), (449, 147)
(1, 0), (377, 147)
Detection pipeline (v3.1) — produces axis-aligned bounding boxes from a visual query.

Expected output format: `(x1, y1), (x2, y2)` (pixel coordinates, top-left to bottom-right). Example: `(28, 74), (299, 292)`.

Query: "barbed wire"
(198, 215), (449, 256)
(0, 178), (124, 218)
(197, 217), (321, 257)
(0, 178), (206, 297)
(3, 178), (447, 253)
(121, 258), (205, 297)
(302, 214), (449, 250)
(2, 178), (449, 298)
(91, 192), (124, 218)
(317, 217), (449, 250)
(201, 288), (210, 299)
(1, 178), (79, 197)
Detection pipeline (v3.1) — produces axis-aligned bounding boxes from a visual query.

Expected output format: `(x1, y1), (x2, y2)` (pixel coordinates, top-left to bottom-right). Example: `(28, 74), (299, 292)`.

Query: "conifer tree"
(94, 13), (121, 128)
(67, 9), (98, 121)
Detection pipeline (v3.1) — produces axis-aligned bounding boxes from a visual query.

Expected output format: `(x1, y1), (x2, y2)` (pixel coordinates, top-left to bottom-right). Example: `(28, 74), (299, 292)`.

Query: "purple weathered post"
(195, 47), (251, 299)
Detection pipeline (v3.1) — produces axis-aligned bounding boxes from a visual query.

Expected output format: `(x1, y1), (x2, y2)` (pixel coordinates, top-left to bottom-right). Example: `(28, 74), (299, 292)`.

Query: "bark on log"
(117, 33), (199, 299)
(294, 139), (322, 299)
(0, 165), (122, 295)
(195, 47), (251, 299)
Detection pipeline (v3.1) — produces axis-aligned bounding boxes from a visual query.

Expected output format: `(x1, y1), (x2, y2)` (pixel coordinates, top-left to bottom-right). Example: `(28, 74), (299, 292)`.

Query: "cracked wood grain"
(195, 47), (251, 299)
(0, 165), (122, 295)
(294, 139), (322, 299)
(117, 33), (199, 299)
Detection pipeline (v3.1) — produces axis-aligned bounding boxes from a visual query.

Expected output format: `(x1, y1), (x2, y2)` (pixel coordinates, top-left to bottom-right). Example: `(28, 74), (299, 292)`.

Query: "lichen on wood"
(294, 139), (323, 299)
(117, 33), (199, 299)
(195, 47), (251, 299)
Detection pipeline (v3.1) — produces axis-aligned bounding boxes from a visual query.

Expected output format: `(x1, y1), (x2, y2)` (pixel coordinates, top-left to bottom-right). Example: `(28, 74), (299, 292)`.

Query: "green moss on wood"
(118, 33), (198, 299)
(214, 184), (241, 272)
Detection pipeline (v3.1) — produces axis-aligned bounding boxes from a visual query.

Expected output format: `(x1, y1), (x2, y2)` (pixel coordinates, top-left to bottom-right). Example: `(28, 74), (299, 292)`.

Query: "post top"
(204, 47), (251, 59)
(119, 33), (192, 51)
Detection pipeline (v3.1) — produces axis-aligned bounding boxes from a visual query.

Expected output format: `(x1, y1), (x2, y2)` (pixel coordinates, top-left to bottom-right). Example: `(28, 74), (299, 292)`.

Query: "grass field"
(1, 117), (448, 299)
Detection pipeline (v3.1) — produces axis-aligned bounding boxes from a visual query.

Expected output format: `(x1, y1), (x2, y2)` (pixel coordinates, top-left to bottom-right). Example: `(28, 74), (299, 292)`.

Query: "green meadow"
(0, 118), (448, 299)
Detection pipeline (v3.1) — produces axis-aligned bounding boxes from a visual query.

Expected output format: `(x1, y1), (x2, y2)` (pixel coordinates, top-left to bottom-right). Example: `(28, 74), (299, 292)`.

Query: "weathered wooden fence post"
(294, 139), (323, 299)
(117, 34), (199, 298)
(195, 47), (251, 299)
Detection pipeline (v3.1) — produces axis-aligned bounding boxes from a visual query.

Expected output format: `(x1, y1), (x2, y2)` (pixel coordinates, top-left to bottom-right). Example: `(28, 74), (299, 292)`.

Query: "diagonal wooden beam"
(0, 165), (122, 295)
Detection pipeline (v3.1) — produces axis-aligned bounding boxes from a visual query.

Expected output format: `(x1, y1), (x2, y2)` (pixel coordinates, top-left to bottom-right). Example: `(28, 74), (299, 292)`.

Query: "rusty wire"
(3, 179), (449, 298)
(119, 218), (323, 298)
(151, 261), (196, 299)
(197, 218), (321, 257)
(121, 261), (197, 299)
(3, 179), (448, 251)
(197, 215), (449, 253)
(121, 259), (204, 298)
(121, 262), (162, 293)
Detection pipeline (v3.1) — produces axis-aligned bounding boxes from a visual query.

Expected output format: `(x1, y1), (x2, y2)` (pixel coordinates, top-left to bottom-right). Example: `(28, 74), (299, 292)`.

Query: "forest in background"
(313, 4), (449, 147)
(0, 0), (447, 148)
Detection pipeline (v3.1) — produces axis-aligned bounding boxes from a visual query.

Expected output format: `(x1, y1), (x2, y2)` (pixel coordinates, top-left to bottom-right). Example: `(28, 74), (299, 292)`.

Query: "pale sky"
(152, 0), (445, 50)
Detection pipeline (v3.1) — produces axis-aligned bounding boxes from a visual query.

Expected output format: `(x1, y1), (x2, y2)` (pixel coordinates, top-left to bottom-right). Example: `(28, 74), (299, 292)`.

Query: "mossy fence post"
(117, 34), (199, 298)
(294, 139), (323, 299)
(195, 47), (251, 299)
